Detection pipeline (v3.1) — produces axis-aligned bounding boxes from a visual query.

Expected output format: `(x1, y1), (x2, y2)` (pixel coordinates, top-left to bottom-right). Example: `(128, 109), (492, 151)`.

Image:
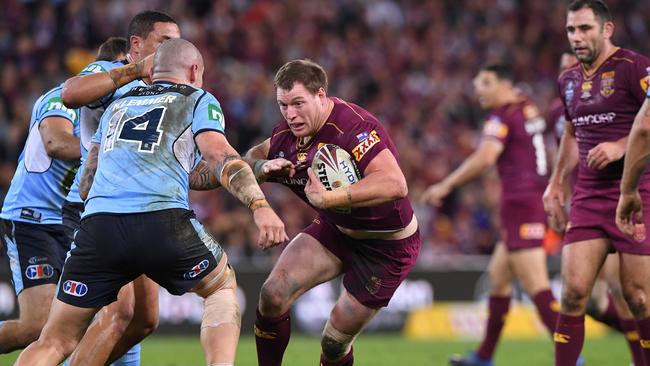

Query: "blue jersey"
(1, 85), (80, 224)
(83, 81), (225, 216)
(67, 60), (144, 203)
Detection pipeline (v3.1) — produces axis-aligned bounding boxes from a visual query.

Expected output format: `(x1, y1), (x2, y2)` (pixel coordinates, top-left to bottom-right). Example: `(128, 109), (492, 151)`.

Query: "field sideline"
(0, 333), (629, 365)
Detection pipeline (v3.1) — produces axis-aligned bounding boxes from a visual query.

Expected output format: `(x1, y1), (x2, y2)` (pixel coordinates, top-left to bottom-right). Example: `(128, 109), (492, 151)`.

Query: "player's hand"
(305, 168), (327, 209)
(616, 190), (646, 242)
(252, 206), (289, 249)
(420, 182), (451, 207)
(260, 158), (296, 179)
(587, 141), (625, 170)
(542, 181), (569, 232)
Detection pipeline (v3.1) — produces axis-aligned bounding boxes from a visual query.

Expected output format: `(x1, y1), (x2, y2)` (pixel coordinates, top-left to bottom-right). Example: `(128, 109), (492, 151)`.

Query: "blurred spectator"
(1, 0), (649, 266)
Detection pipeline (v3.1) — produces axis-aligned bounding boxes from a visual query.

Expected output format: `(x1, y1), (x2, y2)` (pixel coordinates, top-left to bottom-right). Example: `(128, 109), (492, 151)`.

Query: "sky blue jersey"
(67, 60), (145, 203)
(1, 85), (80, 224)
(83, 81), (225, 216)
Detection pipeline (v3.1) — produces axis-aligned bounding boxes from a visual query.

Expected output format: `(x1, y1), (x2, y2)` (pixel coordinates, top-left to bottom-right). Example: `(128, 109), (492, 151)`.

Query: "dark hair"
(96, 37), (128, 61)
(274, 59), (328, 94)
(127, 11), (177, 47)
(568, 0), (612, 22)
(480, 64), (515, 82)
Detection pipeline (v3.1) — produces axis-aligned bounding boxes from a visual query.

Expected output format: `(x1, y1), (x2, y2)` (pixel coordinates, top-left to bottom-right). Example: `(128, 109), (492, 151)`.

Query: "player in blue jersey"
(0, 84), (80, 354)
(15, 38), (288, 366)
(60, 11), (181, 366)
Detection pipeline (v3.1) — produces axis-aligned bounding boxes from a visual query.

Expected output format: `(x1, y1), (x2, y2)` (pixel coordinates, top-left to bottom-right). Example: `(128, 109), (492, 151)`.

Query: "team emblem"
(580, 81), (592, 99)
(62, 280), (88, 297)
(25, 264), (54, 280)
(600, 71), (615, 97)
(183, 259), (210, 279)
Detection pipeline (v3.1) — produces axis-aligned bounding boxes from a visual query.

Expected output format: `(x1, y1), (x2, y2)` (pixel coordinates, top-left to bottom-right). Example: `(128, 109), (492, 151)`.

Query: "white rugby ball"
(312, 144), (361, 191)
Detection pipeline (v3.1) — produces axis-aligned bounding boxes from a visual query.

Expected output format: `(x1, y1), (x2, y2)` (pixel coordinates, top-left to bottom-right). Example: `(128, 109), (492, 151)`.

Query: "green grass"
(0, 333), (629, 365)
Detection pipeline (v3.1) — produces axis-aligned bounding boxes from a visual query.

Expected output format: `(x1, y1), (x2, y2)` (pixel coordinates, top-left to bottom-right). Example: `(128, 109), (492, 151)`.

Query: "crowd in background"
(1, 0), (649, 267)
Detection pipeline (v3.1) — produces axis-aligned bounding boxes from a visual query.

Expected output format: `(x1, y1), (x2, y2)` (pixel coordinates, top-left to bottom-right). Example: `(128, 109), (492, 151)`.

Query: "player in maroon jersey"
(245, 59), (420, 366)
(543, 1), (650, 365)
(422, 64), (558, 366)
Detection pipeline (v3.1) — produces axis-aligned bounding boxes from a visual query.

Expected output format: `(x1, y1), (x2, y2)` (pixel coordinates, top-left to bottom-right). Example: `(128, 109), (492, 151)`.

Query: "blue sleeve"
(78, 60), (116, 76)
(39, 88), (78, 125)
(192, 91), (226, 136)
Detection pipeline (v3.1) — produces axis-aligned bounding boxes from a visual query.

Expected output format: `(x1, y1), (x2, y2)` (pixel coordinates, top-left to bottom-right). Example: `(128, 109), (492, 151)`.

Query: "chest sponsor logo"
(25, 264), (54, 280)
(62, 280), (88, 297)
(565, 80), (574, 105)
(600, 71), (615, 97)
(581, 81), (592, 99)
(352, 130), (381, 161)
(183, 259), (210, 279)
(572, 112), (616, 127)
(279, 176), (308, 186)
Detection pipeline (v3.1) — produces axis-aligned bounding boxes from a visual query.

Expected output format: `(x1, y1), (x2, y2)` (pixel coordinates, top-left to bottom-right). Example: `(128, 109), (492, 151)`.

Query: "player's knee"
(201, 266), (241, 330)
(561, 283), (590, 313)
(259, 277), (291, 315)
(321, 320), (356, 362)
(622, 283), (649, 318)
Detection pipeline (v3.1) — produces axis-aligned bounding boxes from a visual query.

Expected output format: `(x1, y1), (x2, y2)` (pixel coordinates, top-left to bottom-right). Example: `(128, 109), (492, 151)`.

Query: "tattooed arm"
(79, 143), (100, 201)
(61, 55), (151, 108)
(189, 160), (221, 190)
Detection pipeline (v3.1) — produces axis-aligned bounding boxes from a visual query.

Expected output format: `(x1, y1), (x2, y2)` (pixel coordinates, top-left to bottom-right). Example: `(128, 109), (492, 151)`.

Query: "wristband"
(322, 187), (352, 209)
(249, 198), (270, 211)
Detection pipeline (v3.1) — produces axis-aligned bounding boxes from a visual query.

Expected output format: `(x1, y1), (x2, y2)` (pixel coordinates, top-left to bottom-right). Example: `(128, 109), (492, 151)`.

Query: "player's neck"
(493, 90), (519, 108)
(126, 53), (137, 64)
(582, 44), (619, 76)
(299, 98), (334, 146)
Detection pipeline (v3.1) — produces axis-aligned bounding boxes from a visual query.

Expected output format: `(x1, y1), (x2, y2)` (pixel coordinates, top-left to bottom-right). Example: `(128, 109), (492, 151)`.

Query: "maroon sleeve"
(627, 54), (650, 104)
(339, 119), (390, 173)
(480, 112), (509, 145)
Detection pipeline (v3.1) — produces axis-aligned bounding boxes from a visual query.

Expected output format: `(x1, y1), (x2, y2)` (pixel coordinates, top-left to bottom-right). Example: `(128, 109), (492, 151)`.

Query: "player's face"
(277, 82), (328, 138)
(566, 8), (611, 65)
(133, 22), (181, 62)
(473, 71), (502, 109)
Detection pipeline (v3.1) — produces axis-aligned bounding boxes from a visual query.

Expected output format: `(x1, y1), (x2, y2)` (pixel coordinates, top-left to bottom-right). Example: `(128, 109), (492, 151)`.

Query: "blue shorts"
(1, 219), (70, 295)
(57, 208), (223, 308)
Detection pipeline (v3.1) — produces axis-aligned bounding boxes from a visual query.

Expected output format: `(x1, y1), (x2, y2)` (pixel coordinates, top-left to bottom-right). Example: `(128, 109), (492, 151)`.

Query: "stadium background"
(0, 0), (649, 364)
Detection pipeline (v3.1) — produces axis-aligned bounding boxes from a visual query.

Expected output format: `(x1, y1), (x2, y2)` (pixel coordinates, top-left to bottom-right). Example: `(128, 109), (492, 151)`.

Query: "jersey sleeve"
(192, 91), (226, 136)
(481, 113), (509, 145)
(39, 89), (78, 126)
(339, 119), (390, 173)
(628, 56), (650, 103)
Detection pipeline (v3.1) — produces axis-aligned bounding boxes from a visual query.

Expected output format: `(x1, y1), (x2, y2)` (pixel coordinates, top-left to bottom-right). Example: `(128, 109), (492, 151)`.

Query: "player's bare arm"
(617, 99), (650, 238)
(244, 138), (295, 182)
(39, 117), (81, 161)
(305, 148), (407, 209)
(195, 131), (288, 248)
(61, 55), (152, 108)
(189, 160), (220, 191)
(587, 136), (628, 170)
(421, 139), (503, 207)
(79, 143), (99, 201)
(543, 120), (578, 231)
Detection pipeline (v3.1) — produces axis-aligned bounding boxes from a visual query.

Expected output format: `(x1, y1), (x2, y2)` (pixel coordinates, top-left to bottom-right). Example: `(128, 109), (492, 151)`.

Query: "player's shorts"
(304, 217), (421, 309)
(0, 219), (70, 295)
(564, 191), (650, 254)
(57, 208), (224, 308)
(499, 196), (547, 251)
(62, 200), (84, 244)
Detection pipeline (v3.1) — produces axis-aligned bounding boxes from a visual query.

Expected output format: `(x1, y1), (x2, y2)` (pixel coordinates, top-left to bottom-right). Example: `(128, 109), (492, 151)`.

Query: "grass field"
(0, 333), (629, 365)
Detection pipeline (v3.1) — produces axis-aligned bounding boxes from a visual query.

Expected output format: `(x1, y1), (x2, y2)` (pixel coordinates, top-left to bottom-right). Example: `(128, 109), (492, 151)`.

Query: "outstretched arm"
(189, 160), (221, 190)
(79, 143), (99, 201)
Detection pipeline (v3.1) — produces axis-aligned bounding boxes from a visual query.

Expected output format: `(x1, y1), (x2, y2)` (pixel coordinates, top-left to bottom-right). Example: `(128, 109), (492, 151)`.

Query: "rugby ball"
(312, 144), (361, 191)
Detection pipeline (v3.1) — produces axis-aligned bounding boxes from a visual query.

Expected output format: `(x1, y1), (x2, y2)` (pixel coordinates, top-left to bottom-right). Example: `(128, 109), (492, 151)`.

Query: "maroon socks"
(255, 308), (292, 366)
(476, 296), (511, 360)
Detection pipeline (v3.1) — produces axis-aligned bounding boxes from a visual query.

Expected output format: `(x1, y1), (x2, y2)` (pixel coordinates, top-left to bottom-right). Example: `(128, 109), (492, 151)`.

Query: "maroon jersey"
(481, 97), (549, 201)
(558, 48), (650, 198)
(267, 97), (413, 231)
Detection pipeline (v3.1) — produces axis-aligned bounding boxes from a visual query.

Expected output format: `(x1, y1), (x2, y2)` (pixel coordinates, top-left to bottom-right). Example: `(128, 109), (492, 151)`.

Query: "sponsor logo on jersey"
(207, 103), (225, 129)
(80, 63), (107, 74)
(600, 70), (615, 97)
(183, 259), (210, 279)
(28, 256), (48, 264)
(279, 177), (308, 186)
(297, 152), (307, 162)
(352, 130), (381, 161)
(62, 280), (88, 297)
(19, 208), (42, 223)
(519, 223), (546, 240)
(565, 80), (574, 105)
(572, 112), (616, 127)
(46, 97), (77, 121)
(25, 264), (54, 280)
(356, 132), (369, 142)
(482, 118), (508, 139)
(580, 81), (592, 99)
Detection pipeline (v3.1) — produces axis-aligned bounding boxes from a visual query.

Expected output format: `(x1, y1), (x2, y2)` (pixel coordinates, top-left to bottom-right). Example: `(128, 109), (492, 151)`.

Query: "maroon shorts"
(303, 217), (421, 309)
(564, 192), (650, 255)
(499, 197), (546, 251)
